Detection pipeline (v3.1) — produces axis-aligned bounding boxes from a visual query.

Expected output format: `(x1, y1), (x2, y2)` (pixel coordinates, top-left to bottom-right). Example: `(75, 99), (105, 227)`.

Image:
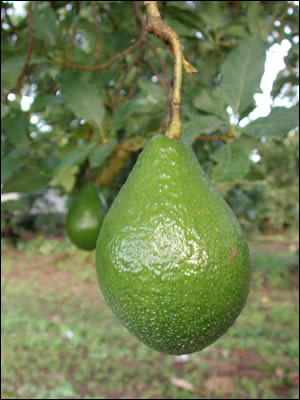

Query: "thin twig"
(8, 1), (34, 94)
(113, 1), (147, 109)
(50, 39), (142, 71)
(136, 2), (171, 97)
(99, 4), (119, 31)
(133, 1), (144, 26)
(91, 0), (102, 63)
(214, 40), (239, 48)
(261, 3), (295, 36)
(145, 39), (170, 95)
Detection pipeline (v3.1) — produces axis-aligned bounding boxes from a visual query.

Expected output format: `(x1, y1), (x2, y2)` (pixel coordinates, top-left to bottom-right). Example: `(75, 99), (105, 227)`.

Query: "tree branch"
(99, 4), (119, 31)
(144, 1), (197, 140)
(50, 39), (142, 71)
(96, 139), (146, 187)
(8, 1), (34, 95)
(91, 0), (102, 63)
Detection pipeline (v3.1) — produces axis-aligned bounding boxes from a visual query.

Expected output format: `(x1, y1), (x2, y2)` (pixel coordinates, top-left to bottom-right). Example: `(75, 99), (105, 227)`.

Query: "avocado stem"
(144, 1), (197, 140)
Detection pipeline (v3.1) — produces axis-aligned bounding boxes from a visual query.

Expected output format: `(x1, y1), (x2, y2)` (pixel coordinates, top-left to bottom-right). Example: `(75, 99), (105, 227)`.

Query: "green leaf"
(243, 106), (299, 138)
(76, 18), (98, 52)
(1, 197), (28, 213)
(112, 82), (167, 131)
(167, 4), (207, 32)
(1, 146), (28, 185)
(247, 2), (266, 34)
(200, 1), (226, 31)
(212, 142), (250, 183)
(137, 81), (167, 108)
(166, 16), (197, 37)
(2, 167), (51, 194)
(220, 36), (266, 115)
(33, 7), (57, 47)
(193, 89), (227, 120)
(58, 143), (94, 168)
(111, 29), (133, 52)
(2, 111), (29, 146)
(31, 94), (63, 112)
(1, 104), (9, 119)
(182, 115), (223, 146)
(218, 24), (249, 40)
(61, 74), (105, 134)
(50, 165), (79, 193)
(112, 101), (141, 131)
(89, 139), (117, 169)
(1, 56), (26, 89)
(1, 55), (43, 90)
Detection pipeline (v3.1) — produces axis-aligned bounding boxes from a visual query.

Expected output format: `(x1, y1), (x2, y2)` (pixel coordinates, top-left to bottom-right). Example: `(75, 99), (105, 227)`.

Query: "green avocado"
(66, 184), (107, 251)
(96, 136), (250, 354)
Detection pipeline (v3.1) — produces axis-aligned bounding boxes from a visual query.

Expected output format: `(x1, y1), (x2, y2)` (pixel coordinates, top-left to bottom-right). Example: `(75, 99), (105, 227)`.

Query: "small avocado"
(96, 136), (250, 354)
(66, 184), (107, 251)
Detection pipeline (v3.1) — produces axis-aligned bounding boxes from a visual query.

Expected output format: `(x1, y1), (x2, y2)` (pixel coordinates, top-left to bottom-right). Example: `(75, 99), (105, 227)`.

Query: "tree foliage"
(1, 1), (299, 233)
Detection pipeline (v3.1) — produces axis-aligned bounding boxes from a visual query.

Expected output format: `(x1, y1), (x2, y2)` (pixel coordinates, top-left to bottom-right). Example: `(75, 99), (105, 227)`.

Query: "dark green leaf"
(58, 143), (94, 168)
(217, 23), (249, 40)
(89, 139), (117, 169)
(61, 74), (105, 133)
(212, 142), (251, 183)
(2, 167), (51, 194)
(200, 1), (226, 31)
(220, 36), (266, 115)
(111, 29), (133, 52)
(193, 89), (227, 120)
(1, 146), (28, 185)
(2, 111), (29, 146)
(166, 16), (197, 37)
(33, 7), (57, 46)
(271, 72), (299, 99)
(166, 4), (207, 32)
(31, 94), (63, 112)
(1, 198), (28, 213)
(247, 2), (266, 34)
(1, 55), (43, 89)
(1, 56), (26, 89)
(112, 101), (140, 131)
(243, 106), (299, 138)
(182, 115), (223, 146)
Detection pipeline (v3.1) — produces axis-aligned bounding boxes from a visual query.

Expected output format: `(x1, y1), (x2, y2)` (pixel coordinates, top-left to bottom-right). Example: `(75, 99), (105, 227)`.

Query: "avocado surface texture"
(96, 136), (250, 354)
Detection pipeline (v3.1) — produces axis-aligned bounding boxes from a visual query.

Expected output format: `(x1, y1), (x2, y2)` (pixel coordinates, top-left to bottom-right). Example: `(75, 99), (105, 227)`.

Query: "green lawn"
(1, 236), (299, 399)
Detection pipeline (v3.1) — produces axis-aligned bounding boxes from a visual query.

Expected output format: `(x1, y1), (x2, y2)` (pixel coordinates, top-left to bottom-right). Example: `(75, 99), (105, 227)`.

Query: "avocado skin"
(96, 136), (250, 354)
(66, 184), (107, 251)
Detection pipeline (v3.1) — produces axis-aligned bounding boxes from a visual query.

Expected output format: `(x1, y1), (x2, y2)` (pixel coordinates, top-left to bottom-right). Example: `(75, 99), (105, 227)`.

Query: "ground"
(1, 235), (299, 399)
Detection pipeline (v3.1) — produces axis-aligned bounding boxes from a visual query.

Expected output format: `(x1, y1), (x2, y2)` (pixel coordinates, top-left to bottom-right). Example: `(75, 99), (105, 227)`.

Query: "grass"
(1, 236), (299, 399)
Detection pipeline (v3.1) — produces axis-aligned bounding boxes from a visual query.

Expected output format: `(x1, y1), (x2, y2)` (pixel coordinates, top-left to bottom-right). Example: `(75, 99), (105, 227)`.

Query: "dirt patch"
(1, 247), (104, 308)
(197, 348), (265, 382)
